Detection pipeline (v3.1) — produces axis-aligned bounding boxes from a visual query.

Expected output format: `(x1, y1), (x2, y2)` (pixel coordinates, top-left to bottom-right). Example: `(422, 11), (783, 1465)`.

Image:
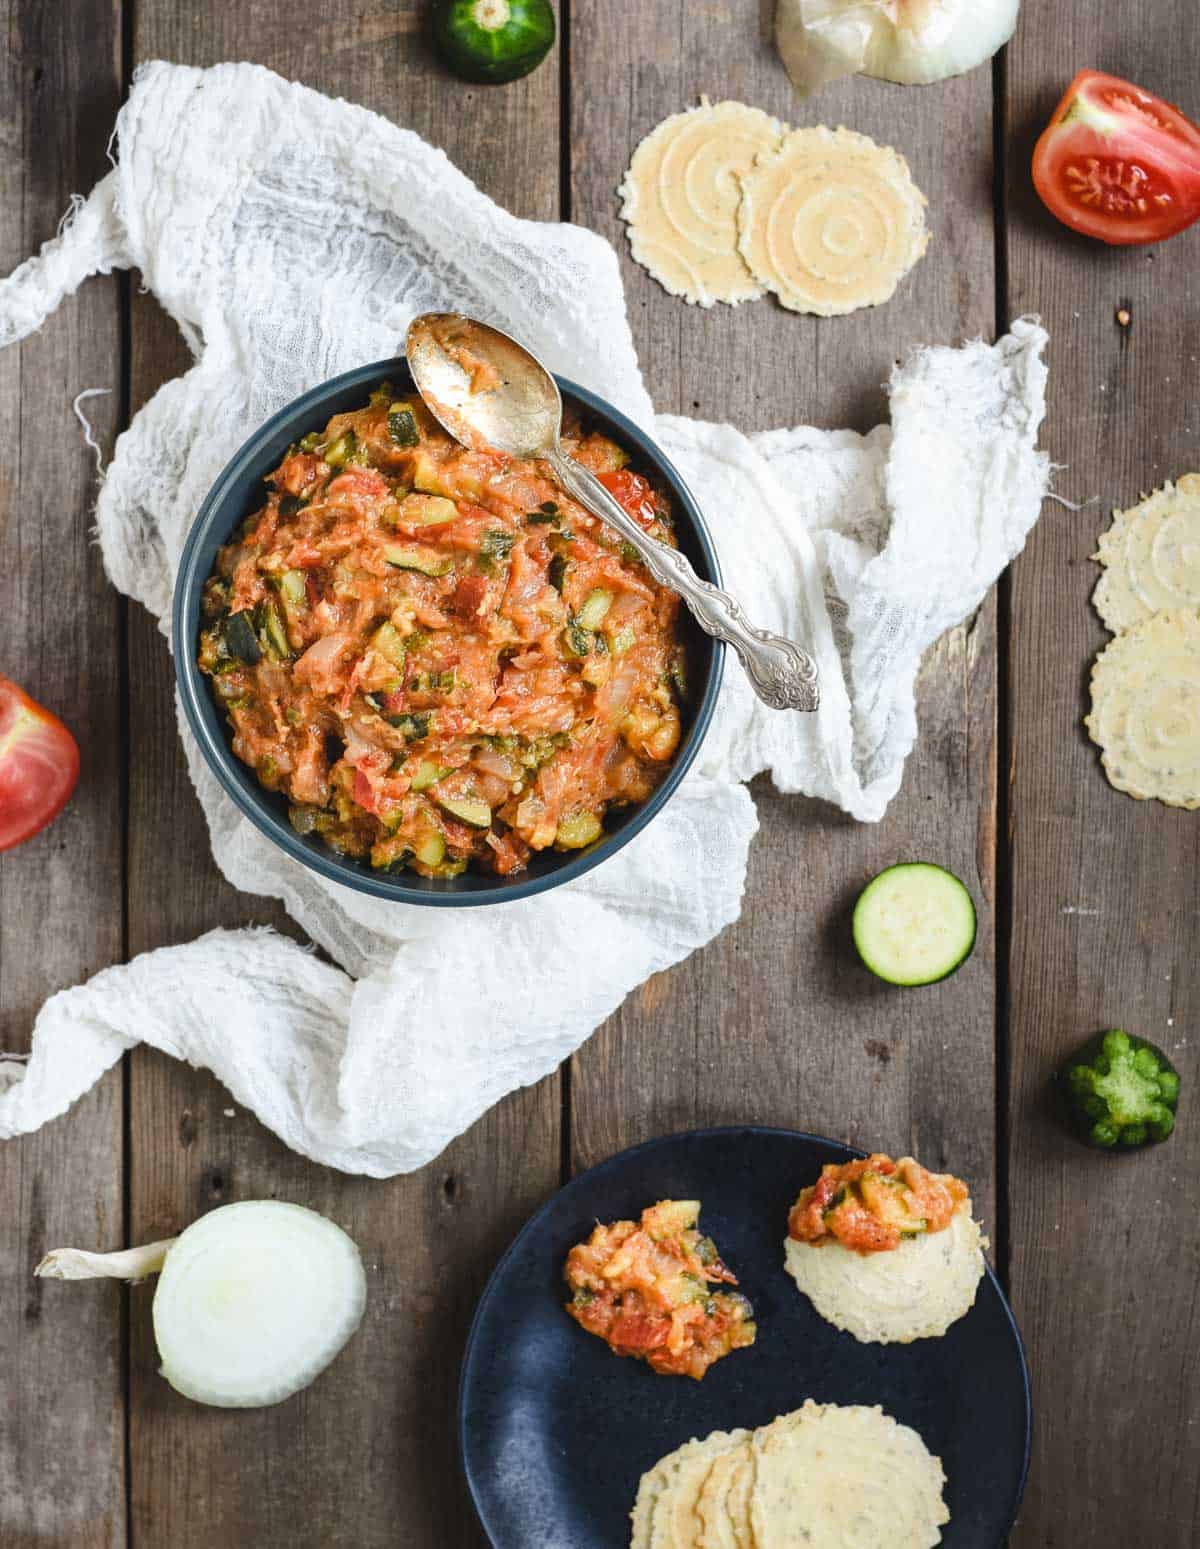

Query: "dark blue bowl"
(173, 358), (725, 907)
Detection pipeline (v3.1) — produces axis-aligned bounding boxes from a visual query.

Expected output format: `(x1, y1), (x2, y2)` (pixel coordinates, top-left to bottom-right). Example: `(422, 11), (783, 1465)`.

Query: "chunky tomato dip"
(198, 385), (687, 878)
(787, 1154), (970, 1255)
(563, 1200), (756, 1380)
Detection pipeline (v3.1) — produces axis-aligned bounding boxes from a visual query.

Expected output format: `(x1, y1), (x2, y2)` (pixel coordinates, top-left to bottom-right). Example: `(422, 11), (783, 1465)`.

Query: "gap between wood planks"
(991, 44), (1014, 1304)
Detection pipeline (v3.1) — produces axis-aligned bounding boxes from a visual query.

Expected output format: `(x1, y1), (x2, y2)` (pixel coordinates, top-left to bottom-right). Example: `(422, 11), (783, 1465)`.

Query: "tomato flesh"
(0, 676), (80, 851)
(596, 469), (659, 530)
(1033, 69), (1200, 245)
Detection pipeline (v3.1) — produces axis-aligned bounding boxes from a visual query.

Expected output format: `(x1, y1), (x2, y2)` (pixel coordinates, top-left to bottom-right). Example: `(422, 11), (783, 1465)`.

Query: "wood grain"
(123, 5), (562, 1546)
(568, 3), (1000, 1226)
(0, 2), (126, 1544)
(3, 1), (1200, 1543)
(1005, 8), (1200, 1543)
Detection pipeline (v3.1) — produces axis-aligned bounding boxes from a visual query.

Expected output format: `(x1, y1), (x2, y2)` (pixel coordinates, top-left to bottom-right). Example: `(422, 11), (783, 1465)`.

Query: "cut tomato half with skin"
(0, 675), (80, 851)
(1033, 70), (1200, 246)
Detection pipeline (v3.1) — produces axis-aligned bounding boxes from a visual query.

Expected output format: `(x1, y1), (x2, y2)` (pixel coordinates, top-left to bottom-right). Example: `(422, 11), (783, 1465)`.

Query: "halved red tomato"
(1033, 71), (1200, 246)
(0, 675), (80, 851)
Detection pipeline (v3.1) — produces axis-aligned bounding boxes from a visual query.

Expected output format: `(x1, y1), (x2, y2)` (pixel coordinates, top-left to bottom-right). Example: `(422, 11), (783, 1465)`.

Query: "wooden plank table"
(1, 1), (1197, 1543)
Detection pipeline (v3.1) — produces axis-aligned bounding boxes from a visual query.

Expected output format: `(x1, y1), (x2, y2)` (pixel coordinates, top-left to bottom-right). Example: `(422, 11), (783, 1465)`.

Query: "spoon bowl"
(405, 312), (562, 458)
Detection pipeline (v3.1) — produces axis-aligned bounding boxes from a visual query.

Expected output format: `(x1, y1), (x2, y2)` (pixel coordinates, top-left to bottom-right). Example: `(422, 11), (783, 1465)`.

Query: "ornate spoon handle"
(548, 449), (820, 713)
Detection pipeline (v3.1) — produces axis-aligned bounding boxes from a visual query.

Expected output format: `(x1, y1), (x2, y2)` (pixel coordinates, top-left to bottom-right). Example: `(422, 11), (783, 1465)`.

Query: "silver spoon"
(404, 313), (820, 713)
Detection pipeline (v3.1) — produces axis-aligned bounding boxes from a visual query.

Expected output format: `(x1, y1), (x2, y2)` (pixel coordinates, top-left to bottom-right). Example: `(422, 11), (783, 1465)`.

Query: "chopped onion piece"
(776, 0), (1020, 95)
(153, 1201), (366, 1407)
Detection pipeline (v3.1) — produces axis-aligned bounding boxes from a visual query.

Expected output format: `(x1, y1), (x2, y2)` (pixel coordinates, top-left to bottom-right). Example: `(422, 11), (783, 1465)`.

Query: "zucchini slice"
(576, 588), (613, 629)
(383, 545), (454, 578)
(434, 793), (492, 829)
(852, 863), (976, 987)
(399, 494), (458, 527)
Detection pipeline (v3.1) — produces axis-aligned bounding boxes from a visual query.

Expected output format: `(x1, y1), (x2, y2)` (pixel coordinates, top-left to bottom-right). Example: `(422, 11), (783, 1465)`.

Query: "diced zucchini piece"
(562, 620), (593, 658)
(387, 406), (420, 447)
(478, 529), (516, 572)
(255, 598), (291, 660)
(370, 621), (407, 669)
(298, 431), (323, 454)
(612, 625), (635, 656)
(323, 431), (356, 468)
(411, 760), (450, 792)
(414, 830), (447, 868)
(555, 811), (602, 849)
(411, 448), (452, 496)
(389, 712), (432, 740)
(409, 669), (456, 695)
(576, 588), (613, 629)
(669, 647), (688, 701)
(383, 545), (454, 578)
(645, 1200), (700, 1238)
(278, 570), (307, 606)
(400, 494), (458, 526)
(224, 611), (261, 664)
(434, 793), (492, 829)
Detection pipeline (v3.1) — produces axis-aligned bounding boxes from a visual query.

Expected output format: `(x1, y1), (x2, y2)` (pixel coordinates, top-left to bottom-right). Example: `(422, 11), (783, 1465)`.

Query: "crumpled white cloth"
(0, 62), (1049, 1175)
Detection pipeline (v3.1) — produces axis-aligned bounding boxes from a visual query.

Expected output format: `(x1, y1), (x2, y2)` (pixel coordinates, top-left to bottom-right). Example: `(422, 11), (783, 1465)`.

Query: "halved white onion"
(776, 0), (1020, 95)
(37, 1201), (367, 1409)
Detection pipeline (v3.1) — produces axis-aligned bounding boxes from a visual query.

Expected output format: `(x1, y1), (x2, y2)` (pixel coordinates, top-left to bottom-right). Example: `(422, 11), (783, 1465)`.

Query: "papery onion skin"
(863, 0), (1020, 84)
(152, 1200), (367, 1409)
(776, 0), (1020, 95)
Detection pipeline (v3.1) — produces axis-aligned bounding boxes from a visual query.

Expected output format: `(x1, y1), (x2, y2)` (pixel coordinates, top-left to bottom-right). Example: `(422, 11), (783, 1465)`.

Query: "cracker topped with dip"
(784, 1153), (987, 1344)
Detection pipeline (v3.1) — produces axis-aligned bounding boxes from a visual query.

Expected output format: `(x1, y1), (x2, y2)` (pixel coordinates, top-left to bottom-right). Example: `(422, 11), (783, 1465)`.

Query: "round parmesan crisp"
(696, 1441), (755, 1549)
(1085, 609), (1200, 808)
(1093, 475), (1200, 633)
(751, 1400), (949, 1549)
(620, 100), (786, 307)
(784, 1206), (986, 1344)
(631, 1430), (749, 1549)
(737, 125), (929, 316)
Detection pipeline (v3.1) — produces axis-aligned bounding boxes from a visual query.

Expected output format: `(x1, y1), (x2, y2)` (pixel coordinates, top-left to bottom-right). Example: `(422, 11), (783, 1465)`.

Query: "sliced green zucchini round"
(852, 862), (976, 987)
(432, 0), (556, 86)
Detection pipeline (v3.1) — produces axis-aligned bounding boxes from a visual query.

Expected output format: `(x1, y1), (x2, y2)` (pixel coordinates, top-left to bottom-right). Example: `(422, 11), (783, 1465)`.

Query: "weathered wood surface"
(123, 5), (561, 1547)
(0, 3), (126, 1546)
(2, 0), (1200, 1543)
(1004, 5), (1200, 1543)
(568, 2), (1000, 1243)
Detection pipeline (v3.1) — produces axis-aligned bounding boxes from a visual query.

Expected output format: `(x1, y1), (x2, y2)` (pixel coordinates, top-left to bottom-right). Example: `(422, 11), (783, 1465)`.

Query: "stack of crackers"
(631, 1401), (949, 1549)
(1086, 476), (1200, 807)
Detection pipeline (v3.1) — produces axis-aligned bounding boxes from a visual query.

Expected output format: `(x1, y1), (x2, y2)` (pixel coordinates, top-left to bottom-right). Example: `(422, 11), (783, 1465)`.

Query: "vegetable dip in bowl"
(174, 358), (724, 907)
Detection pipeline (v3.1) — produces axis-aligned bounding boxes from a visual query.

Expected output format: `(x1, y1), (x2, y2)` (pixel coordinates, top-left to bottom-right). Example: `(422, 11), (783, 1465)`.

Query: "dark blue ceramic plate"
(174, 359), (724, 907)
(460, 1127), (1031, 1549)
